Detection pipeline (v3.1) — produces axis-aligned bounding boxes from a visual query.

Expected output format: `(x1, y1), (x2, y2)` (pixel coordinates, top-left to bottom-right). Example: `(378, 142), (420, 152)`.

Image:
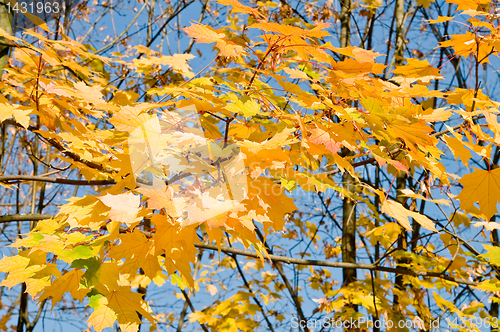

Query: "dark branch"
(0, 175), (116, 186)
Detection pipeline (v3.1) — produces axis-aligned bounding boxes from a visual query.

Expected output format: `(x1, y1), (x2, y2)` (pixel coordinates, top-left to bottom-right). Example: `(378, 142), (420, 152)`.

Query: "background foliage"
(0, 0), (500, 331)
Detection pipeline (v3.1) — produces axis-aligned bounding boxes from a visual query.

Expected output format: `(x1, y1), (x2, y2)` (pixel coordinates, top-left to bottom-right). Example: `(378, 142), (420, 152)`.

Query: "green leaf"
(61, 245), (95, 262)
(71, 257), (101, 287)
(89, 294), (104, 309)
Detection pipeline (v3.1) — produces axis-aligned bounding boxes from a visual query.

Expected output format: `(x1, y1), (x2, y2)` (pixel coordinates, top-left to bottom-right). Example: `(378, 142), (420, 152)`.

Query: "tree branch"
(194, 242), (478, 287)
(0, 214), (54, 223)
(0, 175), (116, 185)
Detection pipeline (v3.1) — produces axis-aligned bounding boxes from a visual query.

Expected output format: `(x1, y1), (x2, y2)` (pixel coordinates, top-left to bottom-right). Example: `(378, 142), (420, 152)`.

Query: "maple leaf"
(183, 24), (226, 43)
(392, 58), (443, 83)
(127, 113), (170, 164)
(481, 245), (500, 265)
(417, 107), (452, 122)
(443, 135), (472, 169)
(381, 200), (437, 232)
(95, 262), (120, 292)
(38, 269), (90, 308)
(0, 102), (32, 128)
(308, 127), (341, 154)
(98, 193), (141, 227)
(109, 230), (152, 261)
(160, 54), (195, 77)
(40, 81), (72, 97)
(25, 276), (52, 297)
(215, 40), (246, 57)
(457, 168), (500, 220)
(427, 16), (453, 24)
(439, 31), (493, 63)
(0, 255), (30, 272)
(0, 265), (45, 289)
(137, 183), (186, 218)
(225, 99), (261, 118)
(110, 105), (155, 133)
(184, 194), (245, 228)
(182, 23), (245, 57)
(246, 177), (296, 232)
(88, 298), (117, 332)
(105, 287), (156, 332)
(332, 58), (385, 75)
(250, 22), (330, 39)
(107, 230), (161, 278)
(325, 45), (381, 62)
(445, 0), (490, 11)
(217, 0), (262, 17)
(0, 253), (50, 290)
(74, 82), (106, 107)
(59, 195), (110, 230)
(151, 213), (197, 254)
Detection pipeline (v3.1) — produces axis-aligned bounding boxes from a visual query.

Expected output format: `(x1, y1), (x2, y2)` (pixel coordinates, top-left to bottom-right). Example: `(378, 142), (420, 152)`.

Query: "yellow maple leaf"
(427, 16), (453, 24)
(392, 58), (442, 82)
(0, 255), (30, 273)
(25, 263), (61, 297)
(74, 82), (106, 107)
(38, 269), (89, 308)
(106, 287), (156, 331)
(25, 276), (51, 297)
(151, 214), (197, 256)
(250, 22), (330, 39)
(137, 184), (186, 218)
(443, 135), (472, 169)
(110, 105), (155, 133)
(59, 195), (109, 230)
(159, 54), (195, 76)
(95, 262), (120, 292)
(109, 230), (152, 261)
(457, 168), (500, 220)
(98, 193), (141, 226)
(0, 265), (44, 288)
(88, 305), (117, 332)
(0, 103), (32, 128)
(215, 40), (246, 58)
(218, 0), (262, 17)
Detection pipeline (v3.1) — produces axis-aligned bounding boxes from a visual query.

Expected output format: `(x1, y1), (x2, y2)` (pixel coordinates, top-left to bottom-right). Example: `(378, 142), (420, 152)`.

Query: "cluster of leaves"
(2, 0), (500, 331)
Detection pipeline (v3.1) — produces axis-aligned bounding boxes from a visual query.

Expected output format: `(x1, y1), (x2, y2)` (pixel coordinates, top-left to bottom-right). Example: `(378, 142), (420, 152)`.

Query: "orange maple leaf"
(308, 127), (341, 154)
(457, 168), (500, 220)
(183, 23), (226, 43)
(38, 269), (90, 308)
(217, 0), (263, 18)
(137, 183), (186, 218)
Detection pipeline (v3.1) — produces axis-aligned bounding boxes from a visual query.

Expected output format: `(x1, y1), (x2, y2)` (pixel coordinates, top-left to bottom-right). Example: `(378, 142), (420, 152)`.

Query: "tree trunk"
(342, 171), (357, 287)
(339, 0), (357, 325)
(0, 0), (12, 78)
(491, 229), (499, 332)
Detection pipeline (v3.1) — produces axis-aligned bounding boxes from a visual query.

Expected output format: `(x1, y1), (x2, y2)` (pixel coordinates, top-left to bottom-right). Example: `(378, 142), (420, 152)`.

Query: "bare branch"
(0, 175), (116, 186)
